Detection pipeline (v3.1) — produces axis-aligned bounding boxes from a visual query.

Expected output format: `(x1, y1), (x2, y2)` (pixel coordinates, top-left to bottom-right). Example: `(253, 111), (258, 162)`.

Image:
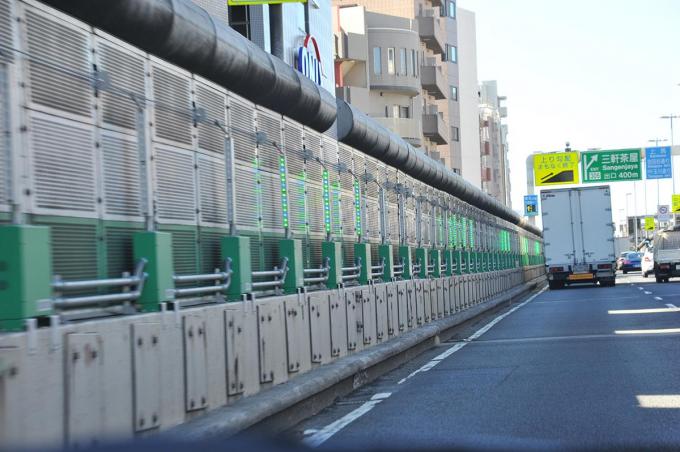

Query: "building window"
(228, 6), (251, 39)
(445, 45), (457, 63)
(449, 1), (456, 18)
(373, 47), (382, 75)
(452, 126), (460, 142)
(392, 104), (399, 118)
(411, 50), (418, 77)
(399, 106), (410, 118)
(387, 47), (395, 75)
(399, 48), (407, 76)
(450, 85), (458, 101)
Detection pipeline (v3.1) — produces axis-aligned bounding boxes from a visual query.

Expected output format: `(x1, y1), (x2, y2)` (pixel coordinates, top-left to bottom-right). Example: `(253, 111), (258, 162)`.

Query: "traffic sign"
(644, 217), (655, 231)
(658, 205), (671, 222)
(524, 195), (538, 217)
(533, 152), (579, 186)
(581, 149), (642, 183)
(645, 146), (672, 179)
(673, 194), (680, 213)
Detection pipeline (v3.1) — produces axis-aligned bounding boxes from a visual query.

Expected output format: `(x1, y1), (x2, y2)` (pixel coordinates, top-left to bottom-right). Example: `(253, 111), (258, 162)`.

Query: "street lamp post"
(661, 115), (679, 193)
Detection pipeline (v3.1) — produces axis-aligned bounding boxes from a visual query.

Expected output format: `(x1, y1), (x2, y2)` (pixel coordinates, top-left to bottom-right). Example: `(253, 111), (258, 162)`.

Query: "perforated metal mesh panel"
(261, 235), (281, 272)
(342, 242), (355, 267)
(37, 220), (98, 282)
(338, 144), (353, 190)
(101, 131), (141, 218)
(229, 96), (256, 165)
(97, 39), (145, 131)
(341, 194), (355, 238)
(256, 109), (282, 174)
(0, 63), (7, 208)
(234, 165), (259, 230)
(303, 129), (323, 183)
(152, 65), (193, 146)
(308, 237), (323, 267)
(105, 224), (142, 278)
(366, 199), (380, 243)
(25, 7), (91, 117)
(307, 182), (324, 234)
(199, 229), (225, 275)
(155, 146), (197, 222)
(196, 83), (226, 154)
(259, 171), (283, 231)
(164, 227), (198, 278)
(388, 202), (399, 244)
(0, 0), (14, 63)
(288, 177), (306, 234)
(31, 115), (96, 212)
(197, 154), (227, 225)
(283, 120), (304, 179)
(247, 233), (262, 272)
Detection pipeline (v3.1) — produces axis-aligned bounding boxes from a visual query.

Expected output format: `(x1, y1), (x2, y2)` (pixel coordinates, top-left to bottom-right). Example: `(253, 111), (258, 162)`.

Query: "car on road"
(616, 252), (631, 271)
(642, 250), (654, 277)
(620, 252), (642, 274)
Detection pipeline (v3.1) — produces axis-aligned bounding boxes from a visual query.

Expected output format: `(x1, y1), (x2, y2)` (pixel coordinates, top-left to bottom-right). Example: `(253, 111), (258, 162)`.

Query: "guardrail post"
(279, 238), (303, 294)
(133, 231), (173, 312)
(354, 243), (372, 285)
(415, 248), (428, 278)
(398, 245), (412, 279)
(322, 241), (343, 288)
(0, 225), (52, 331)
(221, 236), (252, 299)
(431, 249), (442, 277)
(379, 244), (394, 280)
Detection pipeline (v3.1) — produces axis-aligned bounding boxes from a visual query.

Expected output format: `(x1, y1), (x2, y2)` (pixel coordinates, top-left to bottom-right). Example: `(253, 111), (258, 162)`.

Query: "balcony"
(422, 106), (448, 145)
(374, 117), (422, 147)
(420, 65), (447, 100)
(417, 10), (446, 55)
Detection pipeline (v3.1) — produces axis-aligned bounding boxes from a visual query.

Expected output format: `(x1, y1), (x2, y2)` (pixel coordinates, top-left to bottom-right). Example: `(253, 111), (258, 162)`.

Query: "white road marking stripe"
(302, 393), (392, 447)
(638, 287), (644, 290)
(666, 303), (677, 309)
(644, 291), (652, 295)
(654, 296), (663, 301)
(303, 287), (547, 447)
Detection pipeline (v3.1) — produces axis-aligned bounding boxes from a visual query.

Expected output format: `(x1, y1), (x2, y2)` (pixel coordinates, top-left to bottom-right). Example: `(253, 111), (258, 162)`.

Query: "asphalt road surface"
(290, 272), (680, 450)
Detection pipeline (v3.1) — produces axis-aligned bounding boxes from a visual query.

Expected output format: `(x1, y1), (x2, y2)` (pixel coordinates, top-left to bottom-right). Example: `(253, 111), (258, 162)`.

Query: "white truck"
(540, 186), (616, 289)
(652, 227), (680, 283)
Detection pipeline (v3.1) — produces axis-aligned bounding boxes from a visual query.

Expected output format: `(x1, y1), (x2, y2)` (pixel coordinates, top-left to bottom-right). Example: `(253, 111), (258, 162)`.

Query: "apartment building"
(456, 7), (481, 188)
(479, 80), (511, 206)
(333, 0), (461, 172)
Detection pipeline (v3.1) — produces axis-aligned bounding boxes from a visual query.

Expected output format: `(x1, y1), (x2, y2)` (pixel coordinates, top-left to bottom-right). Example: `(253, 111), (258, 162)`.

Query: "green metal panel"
(133, 231), (173, 312)
(431, 249), (442, 277)
(453, 249), (462, 275)
(398, 246), (412, 280)
(354, 243), (372, 285)
(415, 248), (428, 278)
(221, 235), (252, 300)
(103, 222), (144, 279)
(379, 244), (394, 280)
(199, 227), (229, 275)
(158, 225), (198, 284)
(0, 225), (52, 331)
(322, 241), (342, 288)
(279, 238), (303, 294)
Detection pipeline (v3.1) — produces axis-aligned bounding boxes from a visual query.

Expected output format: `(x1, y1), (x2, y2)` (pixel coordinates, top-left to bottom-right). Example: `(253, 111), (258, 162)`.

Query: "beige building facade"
(479, 80), (511, 206)
(333, 0), (461, 172)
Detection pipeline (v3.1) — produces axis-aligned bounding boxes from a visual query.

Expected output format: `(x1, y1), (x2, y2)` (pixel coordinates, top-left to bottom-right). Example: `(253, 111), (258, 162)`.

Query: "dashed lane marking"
(644, 291), (652, 295)
(655, 296), (663, 301)
(666, 303), (678, 309)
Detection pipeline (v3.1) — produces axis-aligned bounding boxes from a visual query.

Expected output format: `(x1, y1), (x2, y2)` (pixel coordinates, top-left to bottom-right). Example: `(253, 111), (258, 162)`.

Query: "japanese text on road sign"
(645, 146), (672, 180)
(581, 149), (641, 183)
(533, 152), (579, 186)
(672, 195), (680, 213)
(524, 195), (538, 217)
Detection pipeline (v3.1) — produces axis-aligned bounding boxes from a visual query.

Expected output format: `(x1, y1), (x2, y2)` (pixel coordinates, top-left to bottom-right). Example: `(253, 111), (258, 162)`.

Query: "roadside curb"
(165, 276), (547, 440)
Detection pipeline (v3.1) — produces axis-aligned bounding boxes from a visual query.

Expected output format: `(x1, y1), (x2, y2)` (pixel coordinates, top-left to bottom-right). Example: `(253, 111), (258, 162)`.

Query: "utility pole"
(660, 115), (679, 193)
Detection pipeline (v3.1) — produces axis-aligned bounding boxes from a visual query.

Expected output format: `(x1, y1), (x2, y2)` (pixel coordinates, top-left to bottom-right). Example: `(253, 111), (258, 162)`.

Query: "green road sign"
(581, 148), (642, 183)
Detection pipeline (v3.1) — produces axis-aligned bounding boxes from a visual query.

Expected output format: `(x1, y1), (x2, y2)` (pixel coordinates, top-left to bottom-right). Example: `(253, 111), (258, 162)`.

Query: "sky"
(457, 0), (680, 231)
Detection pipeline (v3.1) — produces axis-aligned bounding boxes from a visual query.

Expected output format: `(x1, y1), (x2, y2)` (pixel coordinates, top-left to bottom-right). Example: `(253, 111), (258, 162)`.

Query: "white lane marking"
(655, 296), (663, 301)
(666, 303), (677, 309)
(304, 287), (547, 447)
(644, 291), (652, 295)
(396, 287), (547, 385)
(302, 393), (392, 447)
(638, 287), (644, 291)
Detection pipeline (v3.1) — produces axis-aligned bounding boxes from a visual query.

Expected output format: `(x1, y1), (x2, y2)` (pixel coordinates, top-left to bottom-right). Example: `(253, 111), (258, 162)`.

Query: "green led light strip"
(279, 155), (289, 229)
(323, 169), (331, 234)
(354, 180), (362, 236)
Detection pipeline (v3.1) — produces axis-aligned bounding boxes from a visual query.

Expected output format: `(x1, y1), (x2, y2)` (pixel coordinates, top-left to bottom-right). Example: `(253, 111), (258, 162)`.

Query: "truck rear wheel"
(656, 276), (663, 283)
(548, 280), (564, 290)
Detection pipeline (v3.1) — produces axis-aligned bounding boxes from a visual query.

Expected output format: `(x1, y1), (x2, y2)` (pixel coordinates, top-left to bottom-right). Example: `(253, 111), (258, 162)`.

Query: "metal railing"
(304, 257), (331, 286)
(393, 258), (405, 277)
(341, 257), (362, 283)
(412, 259), (422, 277)
(50, 259), (147, 311)
(251, 257), (289, 292)
(371, 257), (385, 280)
(426, 260), (435, 276)
(440, 260), (447, 275)
(172, 259), (233, 299)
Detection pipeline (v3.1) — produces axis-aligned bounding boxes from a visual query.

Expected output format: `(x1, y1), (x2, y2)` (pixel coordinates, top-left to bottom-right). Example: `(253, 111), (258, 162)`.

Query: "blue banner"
(645, 146), (672, 179)
(524, 194), (538, 217)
